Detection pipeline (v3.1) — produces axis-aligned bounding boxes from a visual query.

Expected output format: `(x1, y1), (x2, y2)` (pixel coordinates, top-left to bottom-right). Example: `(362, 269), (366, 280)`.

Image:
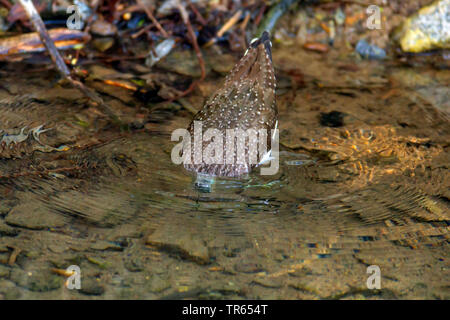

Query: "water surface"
(0, 46), (448, 299)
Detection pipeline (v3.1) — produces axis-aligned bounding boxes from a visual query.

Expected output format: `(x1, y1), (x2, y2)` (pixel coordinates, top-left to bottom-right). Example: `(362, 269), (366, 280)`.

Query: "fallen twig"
(8, 247), (21, 266)
(17, 0), (121, 124)
(187, 0), (207, 26)
(130, 23), (155, 39)
(137, 0), (169, 38)
(18, 0), (70, 77)
(240, 11), (251, 31)
(172, 1), (206, 100)
(0, 28), (90, 57)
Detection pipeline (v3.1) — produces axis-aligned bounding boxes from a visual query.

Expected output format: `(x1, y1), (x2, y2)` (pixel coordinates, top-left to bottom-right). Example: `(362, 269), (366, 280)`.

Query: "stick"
(17, 0), (121, 123)
(137, 0), (169, 38)
(204, 10), (242, 47)
(173, 1), (206, 100)
(187, 0), (207, 26)
(217, 10), (242, 38)
(18, 0), (70, 77)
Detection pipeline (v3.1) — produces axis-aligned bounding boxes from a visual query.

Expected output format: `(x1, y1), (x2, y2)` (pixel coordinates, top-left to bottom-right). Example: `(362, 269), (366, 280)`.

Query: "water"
(0, 48), (448, 299)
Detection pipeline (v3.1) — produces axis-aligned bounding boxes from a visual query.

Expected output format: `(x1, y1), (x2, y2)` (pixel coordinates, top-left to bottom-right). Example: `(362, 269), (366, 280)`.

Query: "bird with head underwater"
(184, 31), (277, 178)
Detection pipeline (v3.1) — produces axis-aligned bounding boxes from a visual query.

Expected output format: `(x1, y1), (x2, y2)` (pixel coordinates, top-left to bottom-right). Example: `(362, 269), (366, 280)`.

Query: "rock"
(124, 257), (144, 272)
(320, 111), (345, 127)
(0, 243), (10, 253)
(214, 281), (241, 295)
(89, 80), (134, 104)
(145, 274), (170, 293)
(0, 220), (19, 236)
(5, 203), (66, 230)
(48, 190), (134, 228)
(393, 0), (450, 53)
(0, 280), (21, 299)
(79, 279), (105, 296)
(47, 244), (67, 254)
(0, 265), (11, 277)
(157, 50), (211, 77)
(207, 53), (237, 74)
(10, 268), (61, 292)
(146, 230), (211, 265)
(105, 223), (144, 241)
(90, 20), (117, 36)
(0, 252), (9, 265)
(355, 39), (386, 60)
(389, 69), (450, 114)
(92, 37), (115, 52)
(0, 200), (17, 217)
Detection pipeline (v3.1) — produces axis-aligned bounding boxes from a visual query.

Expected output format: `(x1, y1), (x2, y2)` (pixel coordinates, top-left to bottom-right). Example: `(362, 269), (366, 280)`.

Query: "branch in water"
(17, 0), (121, 124)
(18, 0), (70, 77)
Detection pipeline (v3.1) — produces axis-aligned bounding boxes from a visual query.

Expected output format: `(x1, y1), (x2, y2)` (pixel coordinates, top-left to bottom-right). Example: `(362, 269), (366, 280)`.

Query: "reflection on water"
(0, 54), (449, 300)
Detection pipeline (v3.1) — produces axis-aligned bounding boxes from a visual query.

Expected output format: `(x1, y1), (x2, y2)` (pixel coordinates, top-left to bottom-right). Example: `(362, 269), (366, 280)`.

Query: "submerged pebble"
(90, 20), (117, 37)
(10, 268), (61, 292)
(146, 229), (211, 265)
(320, 111), (346, 127)
(393, 0), (450, 53)
(0, 220), (19, 237)
(5, 203), (66, 230)
(355, 39), (386, 60)
(79, 279), (105, 296)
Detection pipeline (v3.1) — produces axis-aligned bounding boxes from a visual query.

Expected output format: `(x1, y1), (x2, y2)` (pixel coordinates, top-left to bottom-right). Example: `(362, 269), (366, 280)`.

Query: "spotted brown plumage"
(184, 31), (277, 177)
